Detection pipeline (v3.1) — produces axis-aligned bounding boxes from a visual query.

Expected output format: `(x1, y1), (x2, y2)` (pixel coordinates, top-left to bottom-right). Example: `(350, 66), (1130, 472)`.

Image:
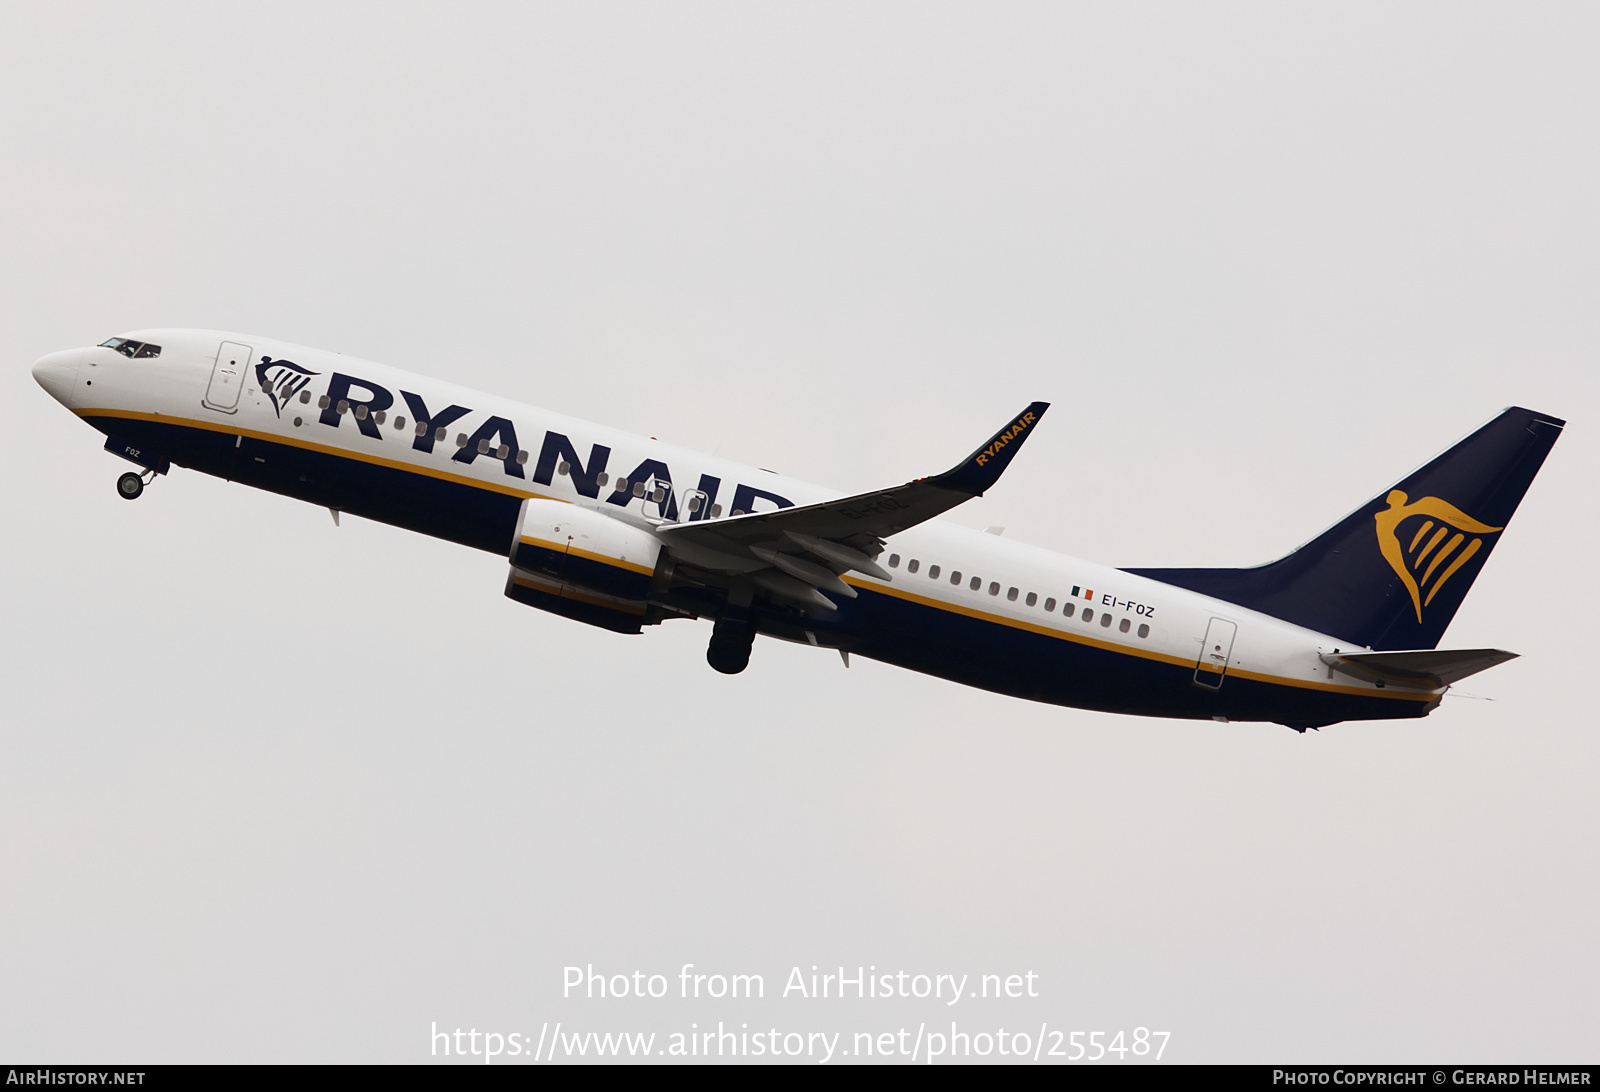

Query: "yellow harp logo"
(1374, 491), (1502, 622)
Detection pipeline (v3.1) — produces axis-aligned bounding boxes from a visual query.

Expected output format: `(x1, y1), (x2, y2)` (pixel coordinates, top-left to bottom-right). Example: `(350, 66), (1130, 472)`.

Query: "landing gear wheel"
(706, 616), (756, 675)
(117, 471), (144, 500)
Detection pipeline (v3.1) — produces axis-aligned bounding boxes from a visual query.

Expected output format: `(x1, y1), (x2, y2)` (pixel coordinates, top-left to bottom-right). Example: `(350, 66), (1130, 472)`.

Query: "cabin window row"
(284, 395), (730, 513)
(883, 553), (1151, 639)
(554, 462), (726, 516)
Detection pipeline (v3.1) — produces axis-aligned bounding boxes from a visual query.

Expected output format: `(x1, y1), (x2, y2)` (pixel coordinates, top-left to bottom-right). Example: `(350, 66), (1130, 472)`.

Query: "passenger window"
(497, 444), (511, 459)
(393, 415), (405, 430)
(337, 400), (350, 414)
(1044, 597), (1056, 612)
(435, 426), (448, 442)
(988, 582), (999, 596)
(687, 495), (702, 513)
(300, 390), (311, 404)
(1026, 592), (1037, 607)
(617, 479), (629, 492)
(319, 395), (331, 409)
(888, 554), (900, 568)
(455, 433), (468, 447)
(1101, 613), (1113, 628)
(414, 422), (426, 436)
(597, 472), (609, 486)
(355, 405), (369, 419)
(517, 450), (529, 466)
(970, 576), (981, 591)
(1137, 623), (1150, 638)
(928, 564), (940, 579)
(1063, 602), (1075, 618)
(1119, 618), (1131, 633)
(1082, 608), (1093, 623)
(908, 559), (920, 574)
(632, 481), (646, 498)
(950, 570), (962, 585)
(732, 509), (745, 516)
(709, 503), (721, 517)
(374, 410), (386, 425)
(558, 461), (570, 475)
(1006, 587), (1018, 601)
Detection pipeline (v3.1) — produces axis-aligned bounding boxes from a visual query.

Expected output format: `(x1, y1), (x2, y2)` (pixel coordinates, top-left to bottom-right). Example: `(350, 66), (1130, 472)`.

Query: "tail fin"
(1125, 407), (1564, 651)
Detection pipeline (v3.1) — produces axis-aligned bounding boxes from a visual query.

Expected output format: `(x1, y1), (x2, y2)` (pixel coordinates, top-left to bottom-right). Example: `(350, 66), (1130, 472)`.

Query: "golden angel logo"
(1375, 491), (1502, 622)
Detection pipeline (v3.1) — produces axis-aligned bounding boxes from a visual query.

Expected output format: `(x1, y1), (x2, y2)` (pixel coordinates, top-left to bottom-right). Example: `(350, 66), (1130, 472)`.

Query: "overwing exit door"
(203, 341), (253, 413)
(1193, 617), (1238, 689)
(678, 489), (710, 522)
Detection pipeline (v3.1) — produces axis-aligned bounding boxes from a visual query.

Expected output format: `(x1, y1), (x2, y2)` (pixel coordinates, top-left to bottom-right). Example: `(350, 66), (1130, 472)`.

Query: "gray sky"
(2, 1), (1595, 1063)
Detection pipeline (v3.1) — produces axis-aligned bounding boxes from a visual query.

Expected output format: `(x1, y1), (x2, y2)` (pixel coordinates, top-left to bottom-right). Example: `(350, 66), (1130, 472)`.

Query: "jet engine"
(504, 498), (663, 634)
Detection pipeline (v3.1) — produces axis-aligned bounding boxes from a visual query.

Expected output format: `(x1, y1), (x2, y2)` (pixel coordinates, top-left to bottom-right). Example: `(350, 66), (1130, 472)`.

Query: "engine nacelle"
(504, 498), (663, 634)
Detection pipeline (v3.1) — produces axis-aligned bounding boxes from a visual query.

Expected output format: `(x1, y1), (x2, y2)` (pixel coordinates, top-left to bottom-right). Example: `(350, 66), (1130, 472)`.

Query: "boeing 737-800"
(31, 330), (1562, 731)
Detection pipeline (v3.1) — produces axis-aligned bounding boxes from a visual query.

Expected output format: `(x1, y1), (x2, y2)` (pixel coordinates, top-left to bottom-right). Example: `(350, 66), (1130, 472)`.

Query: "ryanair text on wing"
(974, 412), (1037, 468)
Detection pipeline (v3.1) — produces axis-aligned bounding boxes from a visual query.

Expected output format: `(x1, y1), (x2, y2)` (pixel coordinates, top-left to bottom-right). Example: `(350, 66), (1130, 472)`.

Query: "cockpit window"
(99, 337), (162, 359)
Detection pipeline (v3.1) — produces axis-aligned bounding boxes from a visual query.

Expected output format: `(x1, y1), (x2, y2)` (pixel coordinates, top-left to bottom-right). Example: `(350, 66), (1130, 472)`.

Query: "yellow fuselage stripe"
(88, 407), (1428, 703)
(842, 577), (1435, 702)
(78, 406), (560, 501)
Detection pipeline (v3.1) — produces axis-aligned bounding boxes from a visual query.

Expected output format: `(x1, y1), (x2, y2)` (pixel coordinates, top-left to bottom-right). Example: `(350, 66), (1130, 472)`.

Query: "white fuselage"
(32, 328), (1440, 724)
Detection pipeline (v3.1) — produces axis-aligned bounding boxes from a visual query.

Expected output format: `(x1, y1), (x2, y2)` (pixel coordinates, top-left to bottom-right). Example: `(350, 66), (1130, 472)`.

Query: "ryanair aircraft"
(32, 330), (1563, 731)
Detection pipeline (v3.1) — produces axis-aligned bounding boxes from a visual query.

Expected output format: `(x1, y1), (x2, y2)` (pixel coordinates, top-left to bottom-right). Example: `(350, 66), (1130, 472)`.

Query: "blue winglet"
(929, 401), (1050, 496)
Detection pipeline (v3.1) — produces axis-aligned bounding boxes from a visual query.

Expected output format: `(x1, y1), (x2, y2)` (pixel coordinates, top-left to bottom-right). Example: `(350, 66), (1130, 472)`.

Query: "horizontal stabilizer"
(1322, 648), (1518, 690)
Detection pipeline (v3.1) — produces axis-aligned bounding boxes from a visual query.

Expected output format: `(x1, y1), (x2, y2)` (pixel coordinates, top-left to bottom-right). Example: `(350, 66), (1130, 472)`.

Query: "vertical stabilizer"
(1126, 407), (1564, 651)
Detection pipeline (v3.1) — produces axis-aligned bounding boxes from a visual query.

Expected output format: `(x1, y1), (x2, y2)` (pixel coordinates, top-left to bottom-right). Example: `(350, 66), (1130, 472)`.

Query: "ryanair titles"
(277, 366), (795, 520)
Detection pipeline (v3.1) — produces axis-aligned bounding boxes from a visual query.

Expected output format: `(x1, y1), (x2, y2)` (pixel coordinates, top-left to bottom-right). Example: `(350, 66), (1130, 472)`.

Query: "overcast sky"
(2, 2), (1596, 1064)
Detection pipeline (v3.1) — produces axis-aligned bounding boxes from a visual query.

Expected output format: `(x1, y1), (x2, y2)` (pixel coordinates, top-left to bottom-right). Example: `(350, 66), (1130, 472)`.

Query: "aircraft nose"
(31, 349), (82, 407)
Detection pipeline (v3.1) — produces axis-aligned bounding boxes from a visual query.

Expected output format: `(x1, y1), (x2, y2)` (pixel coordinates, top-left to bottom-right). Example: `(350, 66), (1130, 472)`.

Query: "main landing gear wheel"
(116, 471), (144, 500)
(706, 616), (757, 675)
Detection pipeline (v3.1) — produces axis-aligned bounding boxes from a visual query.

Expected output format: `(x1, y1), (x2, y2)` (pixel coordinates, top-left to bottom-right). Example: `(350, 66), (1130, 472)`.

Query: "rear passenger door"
(1193, 618), (1237, 689)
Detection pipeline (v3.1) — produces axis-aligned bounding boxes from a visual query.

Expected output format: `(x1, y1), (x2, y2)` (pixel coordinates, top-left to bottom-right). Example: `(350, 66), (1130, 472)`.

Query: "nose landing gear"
(116, 470), (156, 500)
(706, 615), (757, 675)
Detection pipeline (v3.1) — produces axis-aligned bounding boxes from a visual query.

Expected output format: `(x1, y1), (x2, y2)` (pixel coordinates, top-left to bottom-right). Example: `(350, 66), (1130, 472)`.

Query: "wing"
(657, 401), (1048, 610)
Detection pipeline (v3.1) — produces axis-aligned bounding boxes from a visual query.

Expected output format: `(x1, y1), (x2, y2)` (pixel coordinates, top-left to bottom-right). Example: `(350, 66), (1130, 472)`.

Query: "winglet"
(929, 401), (1050, 496)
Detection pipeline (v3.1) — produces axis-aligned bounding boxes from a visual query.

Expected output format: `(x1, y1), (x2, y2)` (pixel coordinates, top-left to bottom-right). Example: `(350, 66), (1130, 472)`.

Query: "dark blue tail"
(1125, 407), (1564, 651)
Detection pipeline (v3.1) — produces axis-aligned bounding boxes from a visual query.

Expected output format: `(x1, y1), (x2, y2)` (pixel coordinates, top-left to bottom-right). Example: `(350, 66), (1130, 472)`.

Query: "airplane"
(31, 329), (1563, 731)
